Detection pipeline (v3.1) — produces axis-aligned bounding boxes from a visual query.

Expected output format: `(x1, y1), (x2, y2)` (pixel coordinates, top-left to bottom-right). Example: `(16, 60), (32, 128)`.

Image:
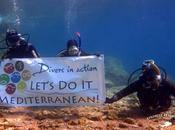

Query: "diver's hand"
(8, 57), (13, 60)
(96, 53), (101, 57)
(95, 53), (101, 57)
(105, 97), (116, 104)
(105, 95), (120, 104)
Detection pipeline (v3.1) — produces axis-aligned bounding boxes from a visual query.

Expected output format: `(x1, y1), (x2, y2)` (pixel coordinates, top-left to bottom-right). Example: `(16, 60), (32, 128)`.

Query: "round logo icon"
(17, 81), (27, 92)
(4, 63), (14, 74)
(11, 72), (21, 83)
(22, 70), (31, 81)
(0, 74), (10, 85)
(15, 61), (24, 72)
(6, 83), (16, 94)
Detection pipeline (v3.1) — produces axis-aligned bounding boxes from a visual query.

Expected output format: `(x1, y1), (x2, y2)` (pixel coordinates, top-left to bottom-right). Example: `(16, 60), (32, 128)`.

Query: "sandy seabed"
(0, 97), (175, 130)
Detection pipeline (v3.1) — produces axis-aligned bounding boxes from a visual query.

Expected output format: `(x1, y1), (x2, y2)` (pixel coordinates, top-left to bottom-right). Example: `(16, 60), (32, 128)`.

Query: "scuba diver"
(0, 28), (40, 59)
(57, 32), (91, 57)
(106, 60), (175, 115)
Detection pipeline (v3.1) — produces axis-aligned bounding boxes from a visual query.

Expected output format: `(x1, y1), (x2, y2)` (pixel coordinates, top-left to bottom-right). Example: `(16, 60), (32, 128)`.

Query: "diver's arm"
(1, 50), (10, 60)
(91, 52), (101, 57)
(32, 50), (39, 58)
(109, 80), (139, 102)
(56, 49), (67, 57)
(28, 44), (40, 58)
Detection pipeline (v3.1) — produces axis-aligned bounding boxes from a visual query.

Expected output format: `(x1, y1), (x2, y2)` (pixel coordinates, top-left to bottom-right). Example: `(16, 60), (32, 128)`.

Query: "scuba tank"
(127, 59), (167, 86)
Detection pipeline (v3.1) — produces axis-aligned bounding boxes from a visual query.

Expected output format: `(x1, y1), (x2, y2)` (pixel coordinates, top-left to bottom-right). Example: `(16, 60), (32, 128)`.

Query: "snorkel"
(74, 32), (81, 49)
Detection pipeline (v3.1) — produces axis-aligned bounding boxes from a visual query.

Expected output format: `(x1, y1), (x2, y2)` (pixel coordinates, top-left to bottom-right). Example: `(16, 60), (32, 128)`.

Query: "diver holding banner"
(57, 32), (100, 57)
(0, 28), (40, 59)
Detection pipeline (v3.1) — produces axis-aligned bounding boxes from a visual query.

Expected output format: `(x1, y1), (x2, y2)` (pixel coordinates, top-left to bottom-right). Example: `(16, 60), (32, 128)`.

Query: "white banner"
(0, 55), (105, 106)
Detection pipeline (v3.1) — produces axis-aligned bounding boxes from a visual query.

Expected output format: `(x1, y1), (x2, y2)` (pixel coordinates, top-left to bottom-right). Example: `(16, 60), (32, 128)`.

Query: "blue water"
(1, 0), (175, 77)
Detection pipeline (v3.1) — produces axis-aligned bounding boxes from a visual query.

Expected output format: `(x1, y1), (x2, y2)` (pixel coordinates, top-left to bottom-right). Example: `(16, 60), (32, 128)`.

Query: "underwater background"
(0, 0), (175, 79)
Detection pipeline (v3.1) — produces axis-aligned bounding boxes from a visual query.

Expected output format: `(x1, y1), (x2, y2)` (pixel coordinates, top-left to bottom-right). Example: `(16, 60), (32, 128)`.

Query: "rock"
(78, 117), (88, 125)
(146, 125), (157, 130)
(107, 104), (116, 110)
(105, 56), (128, 88)
(35, 113), (45, 120)
(28, 128), (35, 130)
(42, 110), (50, 115)
(68, 120), (79, 125)
(117, 113), (128, 118)
(63, 116), (70, 122)
(123, 117), (136, 124)
(94, 126), (105, 130)
(3, 118), (8, 122)
(0, 113), (4, 118)
(137, 122), (144, 127)
(118, 123), (128, 128)
(153, 119), (159, 122)
(106, 110), (118, 120)
(102, 115), (107, 120)
(87, 112), (103, 121)
(70, 109), (80, 117)
(106, 123), (118, 130)
(56, 119), (64, 124)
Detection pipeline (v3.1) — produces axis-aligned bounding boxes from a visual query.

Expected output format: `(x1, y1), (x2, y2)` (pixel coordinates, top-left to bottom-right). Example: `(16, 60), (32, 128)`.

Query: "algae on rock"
(105, 56), (129, 97)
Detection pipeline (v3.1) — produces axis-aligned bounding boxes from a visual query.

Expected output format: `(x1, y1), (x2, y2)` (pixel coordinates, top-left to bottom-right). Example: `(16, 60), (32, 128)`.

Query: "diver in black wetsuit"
(57, 32), (91, 57)
(57, 39), (89, 57)
(106, 60), (175, 115)
(1, 28), (40, 59)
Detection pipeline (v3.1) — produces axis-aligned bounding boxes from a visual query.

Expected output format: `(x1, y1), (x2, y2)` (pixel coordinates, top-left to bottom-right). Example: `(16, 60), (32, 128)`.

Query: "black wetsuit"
(57, 49), (89, 57)
(115, 76), (175, 113)
(2, 40), (39, 59)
